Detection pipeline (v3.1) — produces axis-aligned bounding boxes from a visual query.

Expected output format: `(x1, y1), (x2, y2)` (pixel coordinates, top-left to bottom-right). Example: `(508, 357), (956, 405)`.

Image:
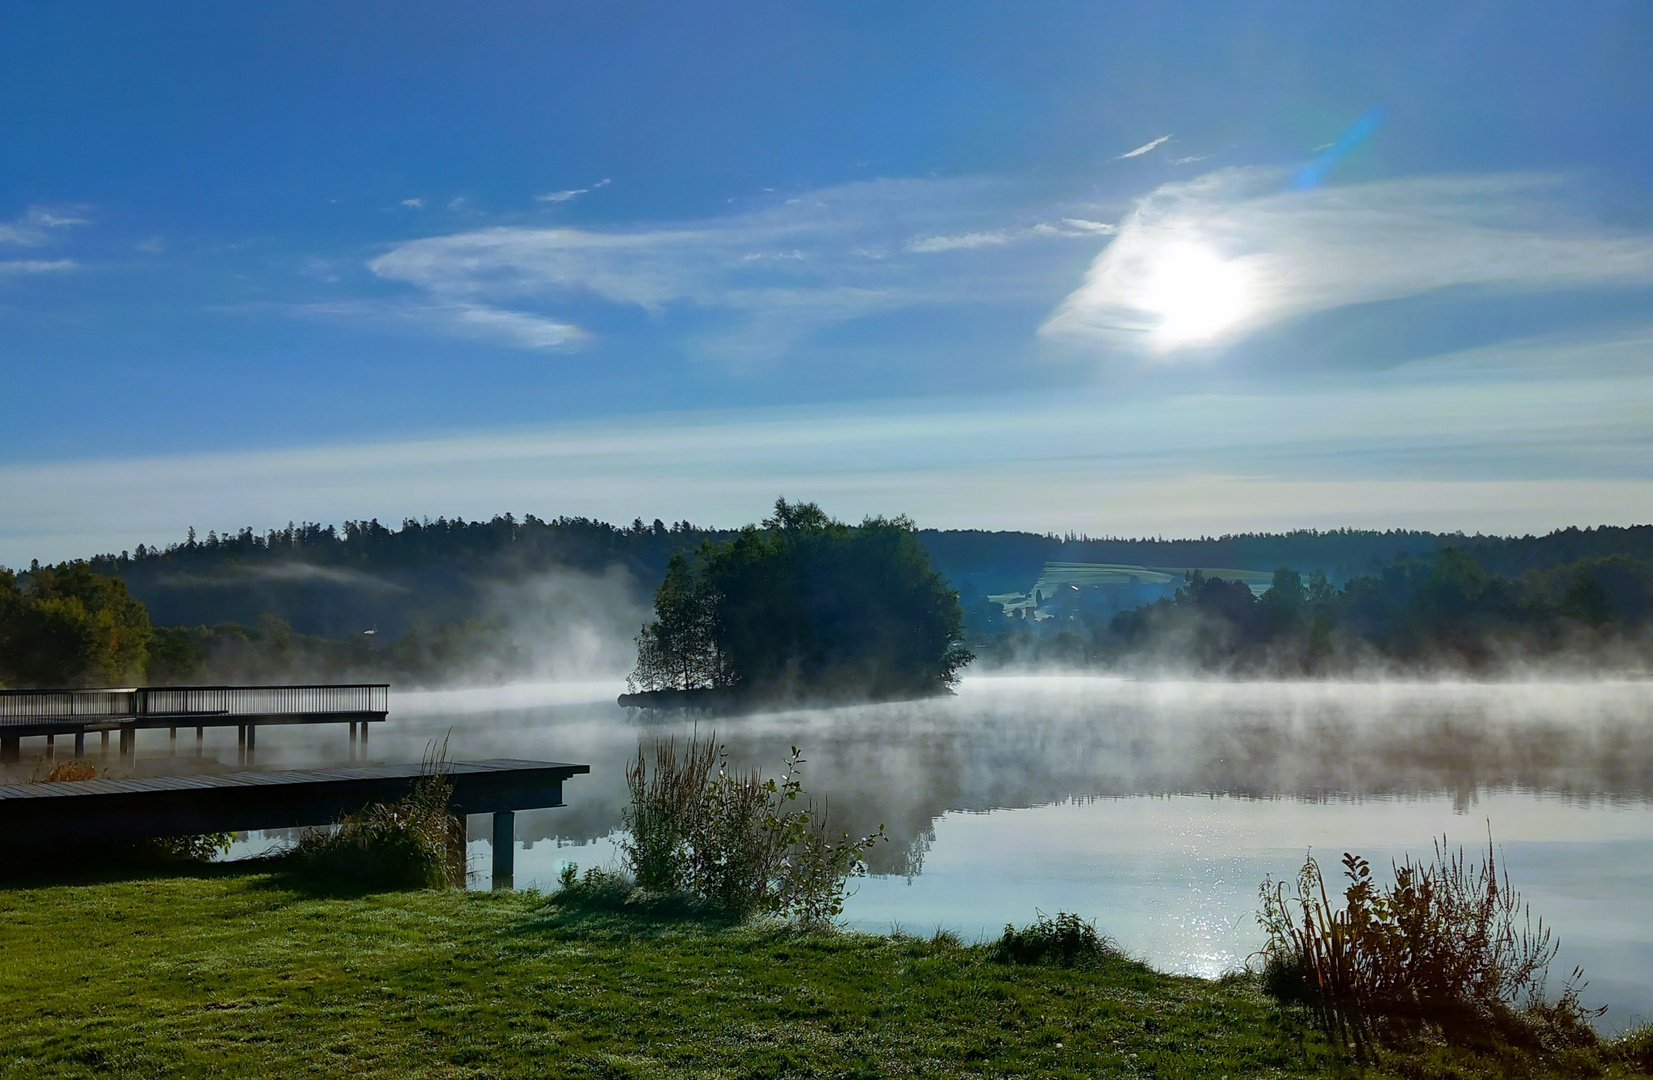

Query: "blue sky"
(4, 2), (1653, 562)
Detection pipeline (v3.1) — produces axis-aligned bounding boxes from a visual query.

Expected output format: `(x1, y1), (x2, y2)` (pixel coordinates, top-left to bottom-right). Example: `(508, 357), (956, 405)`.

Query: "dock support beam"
(119, 727), (135, 763)
(45, 734), (55, 758)
(492, 810), (515, 890)
(246, 723), (256, 761)
(0, 736), (18, 764)
(74, 731), (85, 757)
(349, 722), (358, 760)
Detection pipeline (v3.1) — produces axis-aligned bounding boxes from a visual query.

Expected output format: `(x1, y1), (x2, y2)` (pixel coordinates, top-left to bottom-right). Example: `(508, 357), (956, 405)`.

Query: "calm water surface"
(75, 675), (1653, 1031)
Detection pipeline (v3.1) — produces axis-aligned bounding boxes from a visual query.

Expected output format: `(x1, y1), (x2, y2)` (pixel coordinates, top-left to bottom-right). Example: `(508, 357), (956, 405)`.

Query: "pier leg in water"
(119, 727), (135, 764)
(0, 736), (18, 764)
(361, 721), (368, 752)
(236, 726), (246, 766)
(74, 731), (85, 757)
(169, 727), (176, 753)
(246, 723), (256, 762)
(45, 734), (55, 759)
(100, 730), (109, 758)
(196, 726), (203, 757)
(349, 722), (358, 761)
(492, 810), (515, 890)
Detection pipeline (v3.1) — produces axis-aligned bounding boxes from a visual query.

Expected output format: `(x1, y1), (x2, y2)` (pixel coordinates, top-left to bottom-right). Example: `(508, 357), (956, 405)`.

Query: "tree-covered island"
(622, 499), (973, 708)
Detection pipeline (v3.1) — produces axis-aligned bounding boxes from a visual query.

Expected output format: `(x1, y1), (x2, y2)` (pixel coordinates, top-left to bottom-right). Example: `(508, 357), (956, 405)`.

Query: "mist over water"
(88, 673), (1653, 1031)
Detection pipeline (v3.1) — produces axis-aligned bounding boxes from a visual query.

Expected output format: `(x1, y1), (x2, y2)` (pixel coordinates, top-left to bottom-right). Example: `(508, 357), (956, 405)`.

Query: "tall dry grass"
(620, 733), (883, 926)
(1258, 835), (1602, 1057)
(290, 738), (465, 889)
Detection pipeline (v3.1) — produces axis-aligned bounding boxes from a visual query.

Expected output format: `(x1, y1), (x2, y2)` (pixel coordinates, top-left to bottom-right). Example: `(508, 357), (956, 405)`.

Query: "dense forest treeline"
(2, 514), (1653, 687)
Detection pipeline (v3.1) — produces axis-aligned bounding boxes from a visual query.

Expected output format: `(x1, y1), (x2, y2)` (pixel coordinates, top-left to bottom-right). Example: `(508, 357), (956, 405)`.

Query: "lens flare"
(1139, 242), (1250, 347)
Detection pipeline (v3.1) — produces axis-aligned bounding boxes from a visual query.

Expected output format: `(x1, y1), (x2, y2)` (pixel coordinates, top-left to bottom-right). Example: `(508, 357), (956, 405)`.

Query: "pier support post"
(100, 730), (109, 756)
(349, 722), (358, 760)
(0, 736), (18, 764)
(74, 731), (85, 757)
(119, 727), (135, 763)
(360, 721), (368, 749)
(169, 727), (176, 752)
(196, 727), (204, 756)
(236, 726), (246, 765)
(246, 724), (256, 761)
(492, 810), (515, 890)
(45, 734), (55, 758)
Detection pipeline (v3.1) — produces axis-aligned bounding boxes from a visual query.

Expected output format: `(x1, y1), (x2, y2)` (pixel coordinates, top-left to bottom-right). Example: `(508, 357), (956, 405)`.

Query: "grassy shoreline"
(1, 867), (1647, 1079)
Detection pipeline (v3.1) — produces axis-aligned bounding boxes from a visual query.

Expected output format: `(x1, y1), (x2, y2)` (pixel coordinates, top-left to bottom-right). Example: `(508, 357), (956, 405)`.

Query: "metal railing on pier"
(0, 684), (389, 728)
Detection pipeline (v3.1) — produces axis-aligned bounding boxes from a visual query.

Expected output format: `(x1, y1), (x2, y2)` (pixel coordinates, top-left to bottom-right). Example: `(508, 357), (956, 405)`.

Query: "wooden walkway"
(0, 758), (589, 887)
(0, 684), (389, 762)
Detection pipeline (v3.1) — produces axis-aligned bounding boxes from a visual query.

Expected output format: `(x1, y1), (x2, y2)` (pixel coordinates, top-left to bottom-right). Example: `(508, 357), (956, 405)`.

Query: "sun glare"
(1140, 242), (1250, 347)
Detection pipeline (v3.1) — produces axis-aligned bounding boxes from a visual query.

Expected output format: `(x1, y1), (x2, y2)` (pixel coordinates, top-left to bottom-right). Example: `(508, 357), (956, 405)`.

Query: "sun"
(1139, 242), (1250, 347)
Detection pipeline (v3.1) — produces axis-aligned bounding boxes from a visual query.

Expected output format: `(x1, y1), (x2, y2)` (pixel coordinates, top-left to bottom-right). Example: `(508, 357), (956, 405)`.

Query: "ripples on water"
(38, 675), (1653, 1030)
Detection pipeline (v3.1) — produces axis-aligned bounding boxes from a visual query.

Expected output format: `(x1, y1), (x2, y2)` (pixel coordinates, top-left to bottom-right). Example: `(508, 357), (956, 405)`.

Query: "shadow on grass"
(0, 845), (267, 891)
(508, 868), (743, 940)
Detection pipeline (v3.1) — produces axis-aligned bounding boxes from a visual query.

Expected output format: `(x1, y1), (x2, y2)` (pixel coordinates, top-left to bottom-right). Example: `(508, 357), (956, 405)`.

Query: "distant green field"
(990, 562), (1278, 614)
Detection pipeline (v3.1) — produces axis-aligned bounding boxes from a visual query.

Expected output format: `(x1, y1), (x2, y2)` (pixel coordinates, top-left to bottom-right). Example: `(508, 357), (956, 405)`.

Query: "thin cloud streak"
(1117, 135), (1172, 159)
(0, 206), (90, 246)
(0, 259), (77, 274)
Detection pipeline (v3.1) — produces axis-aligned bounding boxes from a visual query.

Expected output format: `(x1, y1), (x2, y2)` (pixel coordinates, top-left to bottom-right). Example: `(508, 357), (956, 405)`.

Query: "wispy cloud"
(401, 197), (424, 209)
(1061, 218), (1117, 235)
(449, 303), (585, 349)
(0, 259), (77, 274)
(1043, 169), (1653, 354)
(365, 178), (1079, 361)
(289, 298), (584, 351)
(1117, 135), (1172, 160)
(909, 219), (1113, 251)
(907, 230), (1013, 252)
(535, 189), (587, 204)
(0, 206), (91, 246)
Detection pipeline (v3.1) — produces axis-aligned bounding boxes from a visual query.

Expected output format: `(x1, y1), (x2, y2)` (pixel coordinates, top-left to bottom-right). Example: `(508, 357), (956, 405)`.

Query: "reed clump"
(290, 741), (464, 890)
(619, 733), (884, 927)
(991, 911), (1124, 969)
(1257, 836), (1603, 1059)
(34, 760), (100, 783)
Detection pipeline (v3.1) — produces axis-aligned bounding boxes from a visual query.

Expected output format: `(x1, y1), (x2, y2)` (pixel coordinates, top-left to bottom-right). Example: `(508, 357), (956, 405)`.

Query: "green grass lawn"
(0, 866), (1645, 1079)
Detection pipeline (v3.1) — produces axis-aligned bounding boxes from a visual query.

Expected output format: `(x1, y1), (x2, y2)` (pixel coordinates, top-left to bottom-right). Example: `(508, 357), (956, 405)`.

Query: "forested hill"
(80, 516), (736, 639)
(51, 515), (1653, 639)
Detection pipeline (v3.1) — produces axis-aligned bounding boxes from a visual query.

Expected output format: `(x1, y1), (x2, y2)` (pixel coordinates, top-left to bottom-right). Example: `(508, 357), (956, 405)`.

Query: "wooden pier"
(0, 758), (589, 888)
(0, 684), (389, 764)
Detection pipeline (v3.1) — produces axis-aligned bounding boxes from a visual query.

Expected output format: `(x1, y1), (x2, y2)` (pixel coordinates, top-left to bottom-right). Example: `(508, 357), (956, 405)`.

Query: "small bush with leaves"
(620, 733), (884, 926)
(290, 742), (464, 890)
(1258, 835), (1603, 1058)
(991, 912), (1122, 968)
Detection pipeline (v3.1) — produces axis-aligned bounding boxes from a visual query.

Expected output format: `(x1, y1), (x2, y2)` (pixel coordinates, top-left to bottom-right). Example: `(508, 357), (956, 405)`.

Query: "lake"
(85, 675), (1653, 1032)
